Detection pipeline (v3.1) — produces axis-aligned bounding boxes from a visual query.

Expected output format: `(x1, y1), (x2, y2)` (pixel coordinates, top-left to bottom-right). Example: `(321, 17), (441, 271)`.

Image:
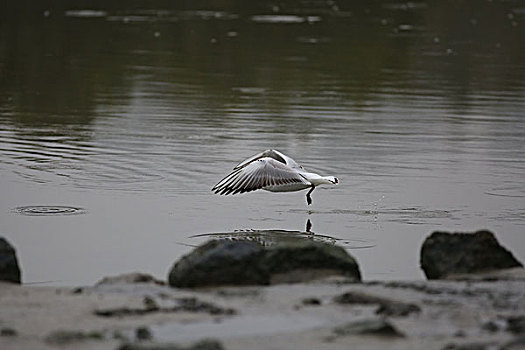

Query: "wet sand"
(1, 269), (524, 350)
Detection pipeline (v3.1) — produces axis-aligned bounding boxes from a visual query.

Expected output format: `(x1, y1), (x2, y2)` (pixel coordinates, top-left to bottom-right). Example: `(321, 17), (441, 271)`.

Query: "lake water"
(1, 1), (524, 285)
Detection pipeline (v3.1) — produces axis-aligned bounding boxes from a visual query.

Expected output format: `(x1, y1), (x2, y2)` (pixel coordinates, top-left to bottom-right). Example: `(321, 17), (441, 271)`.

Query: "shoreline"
(1, 269), (525, 350)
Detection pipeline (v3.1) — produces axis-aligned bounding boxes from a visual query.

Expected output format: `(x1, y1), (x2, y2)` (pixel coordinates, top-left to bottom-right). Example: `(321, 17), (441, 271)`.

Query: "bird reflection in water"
(188, 218), (345, 248)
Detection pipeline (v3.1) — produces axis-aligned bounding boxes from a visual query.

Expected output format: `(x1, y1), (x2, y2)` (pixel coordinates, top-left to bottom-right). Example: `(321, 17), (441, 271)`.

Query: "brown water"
(1, 1), (524, 285)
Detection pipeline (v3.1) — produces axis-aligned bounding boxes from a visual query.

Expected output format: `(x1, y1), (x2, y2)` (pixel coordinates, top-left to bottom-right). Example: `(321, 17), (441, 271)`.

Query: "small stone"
(376, 302), (421, 317)
(454, 330), (466, 337)
(333, 291), (420, 317)
(442, 342), (496, 350)
(190, 340), (225, 350)
(501, 336), (525, 350)
(135, 326), (153, 341)
(481, 320), (500, 332)
(332, 319), (405, 337)
(302, 297), (322, 306)
(117, 339), (225, 350)
(507, 316), (525, 334)
(45, 330), (104, 344)
(0, 328), (17, 336)
(96, 272), (164, 286)
(143, 296), (159, 311)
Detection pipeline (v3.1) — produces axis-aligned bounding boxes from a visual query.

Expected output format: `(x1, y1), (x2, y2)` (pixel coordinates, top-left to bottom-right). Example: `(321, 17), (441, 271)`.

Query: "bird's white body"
(212, 149), (338, 205)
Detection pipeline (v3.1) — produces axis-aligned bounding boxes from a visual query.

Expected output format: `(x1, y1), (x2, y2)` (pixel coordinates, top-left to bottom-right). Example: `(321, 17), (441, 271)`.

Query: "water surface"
(1, 1), (524, 285)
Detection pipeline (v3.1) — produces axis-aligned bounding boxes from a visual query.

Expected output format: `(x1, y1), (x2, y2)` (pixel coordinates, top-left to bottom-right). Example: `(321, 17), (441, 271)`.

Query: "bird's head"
(328, 176), (339, 185)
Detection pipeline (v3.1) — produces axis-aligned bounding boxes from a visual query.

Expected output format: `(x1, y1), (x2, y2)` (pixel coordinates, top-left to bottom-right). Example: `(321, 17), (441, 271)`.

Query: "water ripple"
(14, 205), (87, 216)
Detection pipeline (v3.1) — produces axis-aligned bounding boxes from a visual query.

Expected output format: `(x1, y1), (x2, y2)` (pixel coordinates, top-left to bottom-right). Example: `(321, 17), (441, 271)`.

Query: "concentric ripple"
(14, 205), (87, 216)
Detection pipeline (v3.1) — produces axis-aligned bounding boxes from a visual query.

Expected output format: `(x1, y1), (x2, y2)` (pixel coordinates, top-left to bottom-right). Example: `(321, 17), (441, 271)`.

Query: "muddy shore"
(1, 268), (525, 350)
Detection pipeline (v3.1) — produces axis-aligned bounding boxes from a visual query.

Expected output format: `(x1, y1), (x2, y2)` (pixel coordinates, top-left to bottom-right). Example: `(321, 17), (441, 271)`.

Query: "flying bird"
(212, 149), (339, 205)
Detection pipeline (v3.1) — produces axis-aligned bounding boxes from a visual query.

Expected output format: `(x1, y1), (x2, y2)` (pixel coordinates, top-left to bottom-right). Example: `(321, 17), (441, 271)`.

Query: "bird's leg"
(306, 218), (313, 233)
(306, 185), (315, 205)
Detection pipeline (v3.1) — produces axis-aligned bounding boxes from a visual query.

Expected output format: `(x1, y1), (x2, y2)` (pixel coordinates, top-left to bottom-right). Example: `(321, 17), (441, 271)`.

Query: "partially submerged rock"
(333, 291), (420, 317)
(95, 296), (235, 317)
(168, 240), (361, 288)
(117, 339), (225, 350)
(262, 240), (361, 284)
(507, 316), (525, 334)
(0, 328), (17, 337)
(45, 330), (104, 344)
(97, 273), (164, 286)
(420, 230), (523, 280)
(168, 240), (267, 288)
(331, 319), (405, 338)
(442, 341), (498, 350)
(0, 237), (21, 284)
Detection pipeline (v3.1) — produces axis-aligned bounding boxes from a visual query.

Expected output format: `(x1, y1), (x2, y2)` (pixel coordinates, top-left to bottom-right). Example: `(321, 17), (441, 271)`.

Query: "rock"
(117, 339), (225, 350)
(0, 328), (17, 336)
(481, 320), (501, 332)
(262, 240), (361, 284)
(94, 297), (235, 317)
(332, 319), (405, 337)
(168, 240), (267, 288)
(168, 240), (361, 288)
(0, 237), (21, 283)
(507, 316), (525, 334)
(135, 327), (153, 341)
(442, 342), (497, 350)
(501, 337), (525, 350)
(45, 330), (104, 344)
(420, 230), (523, 279)
(333, 291), (420, 317)
(97, 273), (164, 286)
(302, 297), (322, 306)
(376, 301), (421, 317)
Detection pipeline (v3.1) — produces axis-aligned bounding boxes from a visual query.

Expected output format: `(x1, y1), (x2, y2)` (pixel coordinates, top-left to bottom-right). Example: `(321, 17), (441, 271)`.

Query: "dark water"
(1, 1), (524, 285)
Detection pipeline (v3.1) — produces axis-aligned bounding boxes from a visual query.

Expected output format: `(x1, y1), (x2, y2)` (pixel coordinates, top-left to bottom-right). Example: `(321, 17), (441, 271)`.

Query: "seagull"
(212, 149), (339, 205)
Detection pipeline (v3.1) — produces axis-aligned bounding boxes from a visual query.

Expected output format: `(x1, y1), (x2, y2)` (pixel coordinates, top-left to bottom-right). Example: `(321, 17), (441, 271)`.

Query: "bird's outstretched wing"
(212, 157), (310, 195)
(232, 149), (303, 170)
(233, 149), (286, 170)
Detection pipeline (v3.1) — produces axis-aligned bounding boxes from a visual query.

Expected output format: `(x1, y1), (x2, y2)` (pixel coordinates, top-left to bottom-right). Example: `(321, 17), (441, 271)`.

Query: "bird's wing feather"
(233, 149), (287, 170)
(213, 158), (310, 195)
(273, 149), (303, 170)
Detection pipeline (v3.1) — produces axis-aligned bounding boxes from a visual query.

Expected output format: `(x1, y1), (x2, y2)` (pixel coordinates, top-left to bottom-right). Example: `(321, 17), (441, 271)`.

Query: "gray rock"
(262, 240), (361, 283)
(302, 297), (322, 306)
(117, 339), (224, 350)
(376, 301), (421, 317)
(333, 291), (420, 317)
(501, 337), (525, 350)
(95, 297), (235, 317)
(507, 316), (525, 334)
(45, 330), (104, 344)
(0, 237), (21, 284)
(332, 318), (405, 337)
(168, 240), (267, 288)
(168, 239), (361, 288)
(442, 342), (496, 350)
(420, 230), (523, 279)
(96, 273), (164, 286)
(0, 328), (17, 337)
(135, 327), (153, 341)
